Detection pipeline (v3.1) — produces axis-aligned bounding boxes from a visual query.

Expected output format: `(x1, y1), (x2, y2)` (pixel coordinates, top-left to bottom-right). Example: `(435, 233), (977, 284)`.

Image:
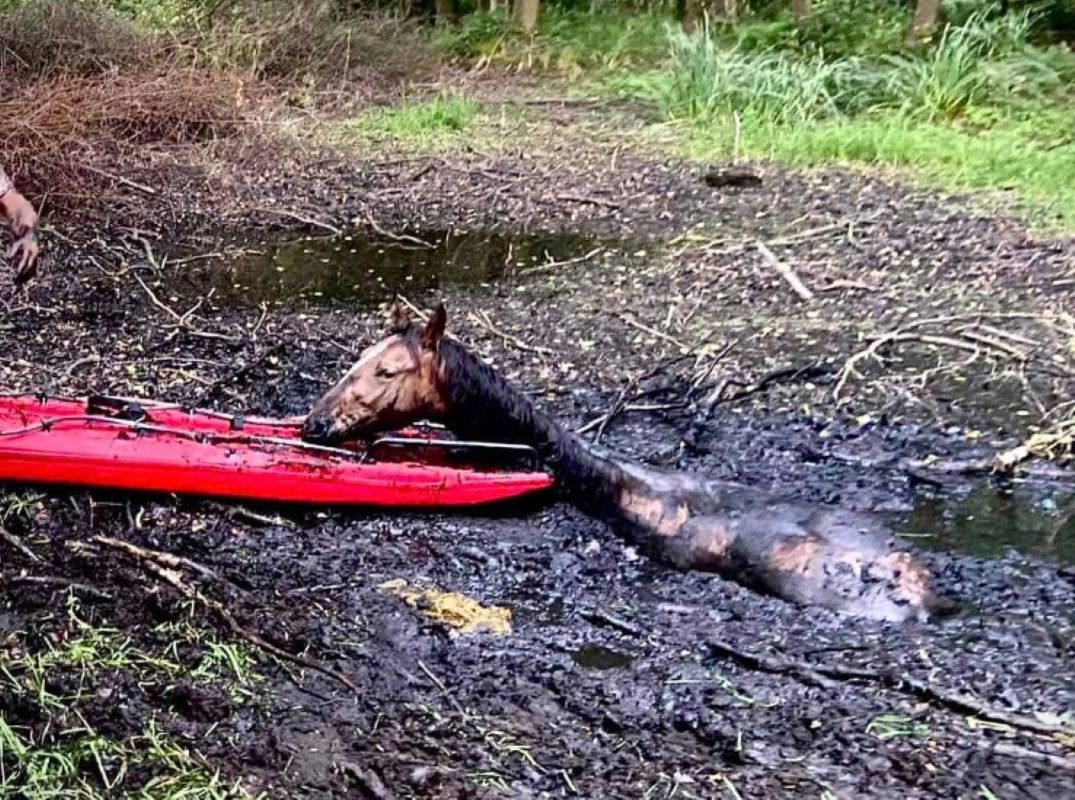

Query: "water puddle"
(167, 229), (612, 308)
(903, 482), (1075, 565)
(570, 645), (635, 671)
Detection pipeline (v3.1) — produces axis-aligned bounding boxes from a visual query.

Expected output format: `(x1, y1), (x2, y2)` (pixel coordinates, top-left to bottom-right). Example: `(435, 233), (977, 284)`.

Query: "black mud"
(1, 111), (1074, 798)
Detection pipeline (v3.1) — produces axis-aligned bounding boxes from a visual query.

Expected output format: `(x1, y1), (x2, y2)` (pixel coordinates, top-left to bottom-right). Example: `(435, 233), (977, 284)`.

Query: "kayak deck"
(0, 394), (553, 507)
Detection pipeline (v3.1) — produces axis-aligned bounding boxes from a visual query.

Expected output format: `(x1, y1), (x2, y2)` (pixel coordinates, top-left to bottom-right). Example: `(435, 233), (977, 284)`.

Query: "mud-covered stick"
(755, 239), (814, 302)
(709, 637), (1074, 738)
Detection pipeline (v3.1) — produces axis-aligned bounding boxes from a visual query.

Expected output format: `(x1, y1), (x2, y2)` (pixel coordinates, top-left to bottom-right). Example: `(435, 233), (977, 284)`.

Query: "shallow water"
(904, 482), (1075, 565)
(165, 229), (1074, 567)
(169, 229), (611, 308)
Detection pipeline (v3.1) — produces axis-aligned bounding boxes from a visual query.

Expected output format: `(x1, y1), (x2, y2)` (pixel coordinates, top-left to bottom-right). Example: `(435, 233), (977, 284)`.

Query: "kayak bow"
(0, 394), (553, 507)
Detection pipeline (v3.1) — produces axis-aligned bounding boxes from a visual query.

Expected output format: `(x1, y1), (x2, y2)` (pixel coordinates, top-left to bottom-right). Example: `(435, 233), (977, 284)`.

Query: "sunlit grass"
(342, 95), (481, 150)
(669, 107), (1075, 230)
(434, 8), (667, 73)
(593, 8), (1075, 232)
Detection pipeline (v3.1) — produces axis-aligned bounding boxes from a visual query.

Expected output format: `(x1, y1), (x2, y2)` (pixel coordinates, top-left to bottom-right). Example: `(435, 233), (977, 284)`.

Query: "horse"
(302, 302), (954, 623)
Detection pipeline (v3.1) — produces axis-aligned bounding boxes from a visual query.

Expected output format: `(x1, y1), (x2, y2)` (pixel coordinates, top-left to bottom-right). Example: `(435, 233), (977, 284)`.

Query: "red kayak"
(0, 394), (553, 507)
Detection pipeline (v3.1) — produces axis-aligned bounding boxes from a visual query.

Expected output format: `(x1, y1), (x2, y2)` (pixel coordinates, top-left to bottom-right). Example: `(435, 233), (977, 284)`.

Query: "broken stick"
(709, 638), (1074, 738)
(755, 240), (814, 302)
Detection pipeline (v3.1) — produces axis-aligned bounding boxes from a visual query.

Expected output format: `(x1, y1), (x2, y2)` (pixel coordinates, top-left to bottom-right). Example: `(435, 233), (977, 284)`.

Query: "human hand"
(8, 227), (40, 285)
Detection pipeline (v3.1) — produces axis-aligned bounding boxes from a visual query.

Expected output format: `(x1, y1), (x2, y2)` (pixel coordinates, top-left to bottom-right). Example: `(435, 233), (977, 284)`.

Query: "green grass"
(865, 714), (933, 741)
(670, 107), (1075, 230)
(434, 8), (667, 73)
(662, 9), (1072, 122)
(595, 7), (1075, 231)
(342, 95), (481, 150)
(0, 717), (254, 800)
(0, 601), (265, 798)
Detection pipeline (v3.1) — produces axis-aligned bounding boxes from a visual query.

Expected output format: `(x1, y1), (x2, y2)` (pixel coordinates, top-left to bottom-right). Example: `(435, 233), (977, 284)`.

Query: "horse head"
(302, 302), (449, 443)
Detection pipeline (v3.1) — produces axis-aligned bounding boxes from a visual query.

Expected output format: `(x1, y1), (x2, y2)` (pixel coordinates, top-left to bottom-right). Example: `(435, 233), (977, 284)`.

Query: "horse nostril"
(302, 415), (333, 442)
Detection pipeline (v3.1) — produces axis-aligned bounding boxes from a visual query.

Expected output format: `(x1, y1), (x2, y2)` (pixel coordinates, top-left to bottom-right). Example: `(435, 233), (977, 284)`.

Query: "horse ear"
(386, 300), (410, 333)
(420, 303), (447, 350)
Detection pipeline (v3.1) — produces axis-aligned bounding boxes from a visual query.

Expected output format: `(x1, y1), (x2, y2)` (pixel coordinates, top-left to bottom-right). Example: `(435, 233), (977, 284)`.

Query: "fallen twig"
(93, 536), (219, 582)
(258, 207), (341, 236)
(134, 273), (183, 322)
(64, 354), (101, 378)
(833, 313), (1070, 399)
(579, 353), (698, 438)
(990, 742), (1075, 771)
(683, 362), (830, 452)
(613, 311), (692, 351)
(755, 240), (813, 302)
(555, 193), (623, 210)
(134, 235), (163, 271)
(366, 214), (434, 248)
(901, 456), (995, 477)
(468, 310), (552, 355)
(576, 402), (687, 436)
(815, 280), (881, 294)
(708, 638), (837, 690)
(417, 659), (467, 716)
(708, 638), (1075, 738)
(959, 329), (1028, 359)
(82, 165), (156, 195)
(518, 247), (604, 276)
(834, 332), (979, 399)
(133, 274), (241, 344)
(193, 343), (285, 406)
(688, 340), (740, 397)
(580, 607), (646, 638)
(994, 418), (1074, 473)
(227, 507), (296, 529)
(1, 525), (42, 563)
(593, 380), (635, 444)
(3, 574), (112, 601)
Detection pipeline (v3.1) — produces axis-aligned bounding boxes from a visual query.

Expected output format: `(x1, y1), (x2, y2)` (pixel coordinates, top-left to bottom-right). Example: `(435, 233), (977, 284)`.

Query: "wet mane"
(308, 313), (949, 622)
(398, 324), (626, 514)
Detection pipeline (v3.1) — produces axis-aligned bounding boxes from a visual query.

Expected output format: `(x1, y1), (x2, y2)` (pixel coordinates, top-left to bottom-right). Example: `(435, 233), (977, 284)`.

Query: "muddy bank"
(3, 457), (1073, 797)
(2, 104), (1074, 798)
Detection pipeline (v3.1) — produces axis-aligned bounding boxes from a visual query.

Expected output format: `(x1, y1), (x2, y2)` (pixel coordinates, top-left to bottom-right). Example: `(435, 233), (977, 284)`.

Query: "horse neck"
(433, 339), (627, 512)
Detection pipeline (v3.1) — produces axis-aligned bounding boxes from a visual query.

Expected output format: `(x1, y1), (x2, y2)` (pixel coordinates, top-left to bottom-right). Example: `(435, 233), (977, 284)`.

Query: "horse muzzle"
(301, 413), (343, 444)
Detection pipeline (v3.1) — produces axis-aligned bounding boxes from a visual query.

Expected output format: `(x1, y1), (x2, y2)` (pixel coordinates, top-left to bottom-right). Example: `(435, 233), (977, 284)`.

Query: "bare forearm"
(0, 171), (42, 282)
(0, 188), (38, 235)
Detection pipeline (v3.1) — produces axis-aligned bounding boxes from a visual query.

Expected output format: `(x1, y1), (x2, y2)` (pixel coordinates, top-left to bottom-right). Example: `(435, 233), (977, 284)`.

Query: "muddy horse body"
(303, 304), (951, 623)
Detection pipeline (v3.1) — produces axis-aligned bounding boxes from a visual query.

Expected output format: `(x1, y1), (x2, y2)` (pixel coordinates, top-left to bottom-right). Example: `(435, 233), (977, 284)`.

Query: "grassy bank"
(664, 107), (1075, 230)
(436, 3), (1075, 230)
(644, 6), (1075, 229)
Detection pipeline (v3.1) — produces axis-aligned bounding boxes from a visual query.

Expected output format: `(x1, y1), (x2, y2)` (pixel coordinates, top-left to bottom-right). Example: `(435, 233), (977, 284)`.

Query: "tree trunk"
(678, 0), (703, 34)
(513, 0), (539, 33)
(906, 0), (941, 44)
(434, 0), (458, 25)
(712, 0), (739, 20)
(792, 0), (812, 25)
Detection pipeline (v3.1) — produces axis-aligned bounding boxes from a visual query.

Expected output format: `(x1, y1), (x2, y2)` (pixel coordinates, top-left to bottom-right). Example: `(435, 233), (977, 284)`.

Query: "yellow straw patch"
(380, 579), (512, 636)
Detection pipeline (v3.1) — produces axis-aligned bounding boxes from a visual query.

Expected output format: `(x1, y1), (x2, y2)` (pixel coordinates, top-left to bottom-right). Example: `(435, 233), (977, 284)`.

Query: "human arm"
(0, 168), (40, 283)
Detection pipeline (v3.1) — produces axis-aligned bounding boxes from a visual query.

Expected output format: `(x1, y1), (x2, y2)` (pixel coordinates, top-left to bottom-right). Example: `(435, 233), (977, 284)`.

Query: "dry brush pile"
(0, 2), (249, 215)
(0, 0), (422, 220)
